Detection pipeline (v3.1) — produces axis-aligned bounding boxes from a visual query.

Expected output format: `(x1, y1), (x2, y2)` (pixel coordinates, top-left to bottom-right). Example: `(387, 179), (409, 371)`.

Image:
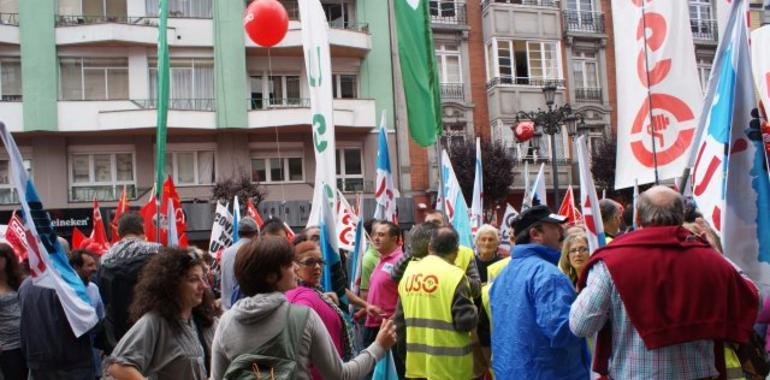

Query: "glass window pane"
(107, 68), (129, 99)
(93, 154), (111, 182)
(343, 149), (362, 175)
(0, 160), (8, 184)
(251, 159), (266, 182)
(177, 152), (195, 184)
(270, 158), (285, 182)
(198, 151), (214, 184)
(286, 76), (300, 101)
(72, 155), (90, 183)
(60, 58), (83, 100)
(335, 149), (341, 175)
(164, 153), (173, 178)
(445, 56), (461, 83)
(340, 75), (356, 98)
(83, 69), (106, 100)
(288, 157), (303, 181)
(269, 76), (282, 105)
(1, 60), (22, 98)
(58, 0), (80, 15)
(194, 62), (214, 99)
(116, 154), (133, 181)
(344, 178), (363, 192)
(332, 74), (338, 98)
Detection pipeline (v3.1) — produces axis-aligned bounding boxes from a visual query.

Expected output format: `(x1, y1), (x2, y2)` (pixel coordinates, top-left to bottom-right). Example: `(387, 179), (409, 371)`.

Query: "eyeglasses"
(297, 259), (326, 267)
(569, 247), (590, 255)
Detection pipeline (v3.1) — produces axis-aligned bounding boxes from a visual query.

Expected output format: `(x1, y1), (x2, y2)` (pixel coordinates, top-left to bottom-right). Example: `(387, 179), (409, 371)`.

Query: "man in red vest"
(570, 186), (758, 379)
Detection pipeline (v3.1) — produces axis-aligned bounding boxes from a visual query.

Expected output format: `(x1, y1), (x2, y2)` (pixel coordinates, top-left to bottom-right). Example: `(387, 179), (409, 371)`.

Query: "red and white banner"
(576, 136), (606, 254)
(5, 211), (30, 261)
(612, 1), (702, 189)
(336, 190), (358, 251)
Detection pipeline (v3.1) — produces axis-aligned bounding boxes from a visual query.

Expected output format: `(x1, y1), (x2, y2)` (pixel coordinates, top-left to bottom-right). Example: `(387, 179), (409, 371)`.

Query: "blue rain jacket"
(489, 244), (590, 379)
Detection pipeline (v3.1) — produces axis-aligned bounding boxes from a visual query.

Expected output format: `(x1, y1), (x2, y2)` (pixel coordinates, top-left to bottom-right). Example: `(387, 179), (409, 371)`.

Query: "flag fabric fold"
(440, 150), (473, 247)
(0, 122), (98, 337)
(527, 163), (547, 207)
(575, 136), (606, 254)
(232, 195), (240, 242)
(499, 203), (518, 252)
(470, 137), (483, 235)
(336, 190), (359, 252)
(160, 177), (187, 247)
(110, 185), (129, 244)
(140, 187), (157, 243)
(246, 197), (264, 230)
(318, 182), (340, 293)
(5, 211), (30, 262)
(208, 201), (233, 262)
(88, 198), (110, 255)
(374, 112), (397, 224)
(557, 185), (583, 226)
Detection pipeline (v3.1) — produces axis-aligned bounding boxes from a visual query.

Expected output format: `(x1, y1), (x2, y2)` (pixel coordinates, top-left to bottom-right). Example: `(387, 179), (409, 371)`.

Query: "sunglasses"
(297, 259), (326, 267)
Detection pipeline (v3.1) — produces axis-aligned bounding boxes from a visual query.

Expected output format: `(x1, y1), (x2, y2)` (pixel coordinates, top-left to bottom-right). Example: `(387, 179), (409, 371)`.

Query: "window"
(492, 0), (557, 6)
(0, 0), (18, 13)
(250, 157), (304, 183)
(332, 74), (357, 99)
(0, 58), (21, 101)
(435, 44), (462, 84)
(697, 58), (712, 93)
(566, 0), (595, 28)
(249, 75), (302, 109)
(69, 152), (135, 201)
(146, 0), (212, 18)
(0, 158), (31, 204)
(336, 148), (363, 192)
(430, 0), (456, 18)
(322, 2), (349, 28)
(150, 58), (214, 110)
(572, 51), (601, 101)
(488, 38), (562, 85)
(58, 0), (126, 17)
(60, 57), (128, 100)
(689, 0), (714, 38)
(163, 150), (215, 185)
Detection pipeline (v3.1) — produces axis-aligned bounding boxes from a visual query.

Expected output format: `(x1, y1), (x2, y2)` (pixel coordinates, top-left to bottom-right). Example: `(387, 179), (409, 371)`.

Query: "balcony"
(249, 97), (311, 110)
(0, 13), (19, 44)
(54, 15), (177, 46)
(691, 19), (718, 42)
(0, 13), (18, 26)
(245, 23), (370, 55)
(0, 101), (22, 132)
(574, 87), (602, 103)
(55, 15), (157, 27)
(481, 0), (558, 9)
(56, 99), (216, 131)
(562, 11), (605, 34)
(486, 76), (565, 89)
(431, 2), (467, 26)
(440, 83), (465, 101)
(134, 98), (216, 112)
(247, 98), (376, 129)
(277, 0), (368, 32)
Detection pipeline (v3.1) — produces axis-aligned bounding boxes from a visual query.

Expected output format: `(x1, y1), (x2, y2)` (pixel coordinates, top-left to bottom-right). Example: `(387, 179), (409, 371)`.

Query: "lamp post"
(514, 84), (585, 206)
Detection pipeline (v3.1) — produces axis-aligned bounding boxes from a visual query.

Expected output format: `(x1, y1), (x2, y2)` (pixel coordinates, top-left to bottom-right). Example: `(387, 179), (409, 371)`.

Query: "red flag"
(140, 188), (158, 243)
(246, 198), (264, 228)
(557, 185), (583, 226)
(71, 227), (86, 251)
(284, 221), (295, 241)
(5, 211), (29, 261)
(88, 198), (110, 255)
(110, 185), (129, 243)
(160, 176), (188, 247)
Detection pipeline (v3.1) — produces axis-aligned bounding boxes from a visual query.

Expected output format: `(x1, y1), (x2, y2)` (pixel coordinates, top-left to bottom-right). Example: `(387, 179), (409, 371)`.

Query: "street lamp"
(514, 84), (586, 205)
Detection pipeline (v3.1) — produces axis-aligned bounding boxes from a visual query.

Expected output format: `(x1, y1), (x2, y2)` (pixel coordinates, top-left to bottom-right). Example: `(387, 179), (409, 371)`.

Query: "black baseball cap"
(511, 205), (567, 234)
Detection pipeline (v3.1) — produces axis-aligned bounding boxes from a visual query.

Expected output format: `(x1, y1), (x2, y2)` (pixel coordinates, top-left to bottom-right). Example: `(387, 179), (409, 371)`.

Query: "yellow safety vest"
(398, 255), (473, 380)
(454, 245), (474, 272)
(486, 257), (511, 283)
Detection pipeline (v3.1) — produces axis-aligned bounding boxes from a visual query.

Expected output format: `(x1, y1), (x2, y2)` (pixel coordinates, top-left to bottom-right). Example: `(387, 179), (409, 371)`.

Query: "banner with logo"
(612, 1), (702, 189)
(208, 201), (233, 261)
(336, 189), (358, 252)
(300, 0), (337, 228)
(498, 203), (518, 252)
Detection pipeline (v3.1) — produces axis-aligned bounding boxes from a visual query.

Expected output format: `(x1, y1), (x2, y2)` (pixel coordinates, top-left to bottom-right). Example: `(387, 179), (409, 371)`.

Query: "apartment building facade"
(0, 0), (405, 241)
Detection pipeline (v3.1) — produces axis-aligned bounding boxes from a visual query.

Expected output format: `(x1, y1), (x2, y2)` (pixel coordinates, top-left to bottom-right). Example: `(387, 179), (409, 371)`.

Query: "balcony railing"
(691, 19), (717, 41)
(481, 0), (559, 9)
(486, 76), (565, 89)
(133, 98), (216, 111)
(440, 83), (464, 101)
(0, 13), (18, 26)
(431, 2), (467, 25)
(563, 11), (604, 33)
(277, 0), (369, 32)
(574, 87), (602, 102)
(0, 95), (22, 102)
(55, 15), (158, 27)
(249, 97), (311, 110)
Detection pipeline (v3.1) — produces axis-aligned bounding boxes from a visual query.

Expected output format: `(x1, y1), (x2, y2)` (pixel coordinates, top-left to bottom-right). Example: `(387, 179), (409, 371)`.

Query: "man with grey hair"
(570, 186), (758, 380)
(598, 198), (623, 243)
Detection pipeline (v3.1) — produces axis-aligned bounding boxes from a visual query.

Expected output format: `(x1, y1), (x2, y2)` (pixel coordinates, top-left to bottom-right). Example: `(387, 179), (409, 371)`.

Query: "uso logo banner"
(613, 0), (702, 189)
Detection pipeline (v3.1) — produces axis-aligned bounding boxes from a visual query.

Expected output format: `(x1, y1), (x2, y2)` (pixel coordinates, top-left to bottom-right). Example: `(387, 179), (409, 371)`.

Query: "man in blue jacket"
(489, 205), (590, 379)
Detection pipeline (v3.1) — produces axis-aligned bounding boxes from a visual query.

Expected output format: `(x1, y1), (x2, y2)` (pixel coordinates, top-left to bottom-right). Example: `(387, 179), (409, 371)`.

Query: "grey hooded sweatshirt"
(210, 292), (385, 380)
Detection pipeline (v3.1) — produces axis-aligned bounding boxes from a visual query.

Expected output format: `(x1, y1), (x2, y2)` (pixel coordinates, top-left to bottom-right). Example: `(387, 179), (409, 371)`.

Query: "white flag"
(499, 203), (518, 252)
(576, 136), (606, 254)
(335, 190), (358, 252)
(470, 137), (483, 236)
(208, 201), (233, 261)
(301, 0), (337, 228)
(612, 0), (702, 189)
(528, 163), (547, 207)
(521, 161), (531, 210)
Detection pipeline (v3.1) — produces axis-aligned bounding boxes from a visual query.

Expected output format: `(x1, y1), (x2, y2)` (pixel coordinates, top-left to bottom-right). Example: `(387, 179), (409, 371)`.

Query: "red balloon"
(514, 121), (535, 142)
(244, 0), (289, 48)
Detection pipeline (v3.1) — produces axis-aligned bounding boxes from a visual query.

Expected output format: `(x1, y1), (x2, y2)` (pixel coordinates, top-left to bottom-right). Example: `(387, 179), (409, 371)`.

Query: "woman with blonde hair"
(558, 233), (590, 288)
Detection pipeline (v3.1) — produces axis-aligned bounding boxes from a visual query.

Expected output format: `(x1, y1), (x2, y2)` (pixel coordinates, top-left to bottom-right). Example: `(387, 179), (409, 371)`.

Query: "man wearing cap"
(489, 205), (590, 379)
(220, 216), (258, 309)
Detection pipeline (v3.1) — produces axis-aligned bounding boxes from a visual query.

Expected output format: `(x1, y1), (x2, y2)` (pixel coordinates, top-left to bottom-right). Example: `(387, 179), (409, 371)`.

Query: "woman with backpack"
(210, 236), (397, 380)
(107, 248), (220, 379)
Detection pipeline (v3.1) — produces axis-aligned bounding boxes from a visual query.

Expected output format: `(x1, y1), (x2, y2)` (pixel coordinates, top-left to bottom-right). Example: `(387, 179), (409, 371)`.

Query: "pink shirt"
(285, 286), (344, 355)
(365, 247), (403, 328)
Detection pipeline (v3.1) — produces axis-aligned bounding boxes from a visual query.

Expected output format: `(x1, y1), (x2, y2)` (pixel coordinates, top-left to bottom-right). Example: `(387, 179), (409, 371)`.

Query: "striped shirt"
(570, 262), (717, 379)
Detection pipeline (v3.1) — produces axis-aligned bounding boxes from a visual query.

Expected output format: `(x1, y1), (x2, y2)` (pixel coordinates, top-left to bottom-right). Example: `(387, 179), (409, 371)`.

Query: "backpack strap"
(282, 304), (311, 361)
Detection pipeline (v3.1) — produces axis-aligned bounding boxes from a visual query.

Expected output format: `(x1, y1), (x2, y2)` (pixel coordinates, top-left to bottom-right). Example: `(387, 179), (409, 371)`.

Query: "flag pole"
(154, 0), (169, 243)
(436, 140), (447, 223)
(640, 1), (661, 185)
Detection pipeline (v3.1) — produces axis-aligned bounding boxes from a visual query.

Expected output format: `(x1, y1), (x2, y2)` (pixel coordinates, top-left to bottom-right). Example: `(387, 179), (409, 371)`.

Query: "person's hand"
(365, 303), (384, 317)
(353, 307), (367, 321)
(323, 292), (340, 306)
(375, 319), (397, 349)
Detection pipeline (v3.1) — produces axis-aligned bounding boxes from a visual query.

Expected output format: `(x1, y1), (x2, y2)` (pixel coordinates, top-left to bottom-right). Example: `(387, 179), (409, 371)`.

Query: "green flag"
(155, 0), (169, 194)
(394, 0), (442, 147)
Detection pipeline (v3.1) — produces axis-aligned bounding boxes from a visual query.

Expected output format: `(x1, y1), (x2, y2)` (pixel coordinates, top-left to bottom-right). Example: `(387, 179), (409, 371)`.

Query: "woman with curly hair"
(107, 247), (219, 380)
(0, 243), (26, 379)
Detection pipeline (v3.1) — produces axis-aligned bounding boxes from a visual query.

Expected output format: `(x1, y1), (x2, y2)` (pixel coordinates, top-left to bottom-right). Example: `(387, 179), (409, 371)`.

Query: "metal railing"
(562, 11), (604, 33)
(55, 15), (158, 27)
(440, 83), (464, 101)
(486, 76), (565, 89)
(574, 87), (602, 102)
(691, 19), (717, 41)
(431, 2), (467, 25)
(249, 97), (311, 110)
(277, 0), (368, 32)
(0, 95), (22, 102)
(0, 13), (18, 26)
(133, 98), (216, 111)
(482, 0), (558, 9)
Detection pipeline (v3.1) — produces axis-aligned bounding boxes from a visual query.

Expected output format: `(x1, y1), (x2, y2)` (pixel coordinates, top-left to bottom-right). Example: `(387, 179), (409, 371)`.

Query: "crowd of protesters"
(0, 184), (767, 379)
